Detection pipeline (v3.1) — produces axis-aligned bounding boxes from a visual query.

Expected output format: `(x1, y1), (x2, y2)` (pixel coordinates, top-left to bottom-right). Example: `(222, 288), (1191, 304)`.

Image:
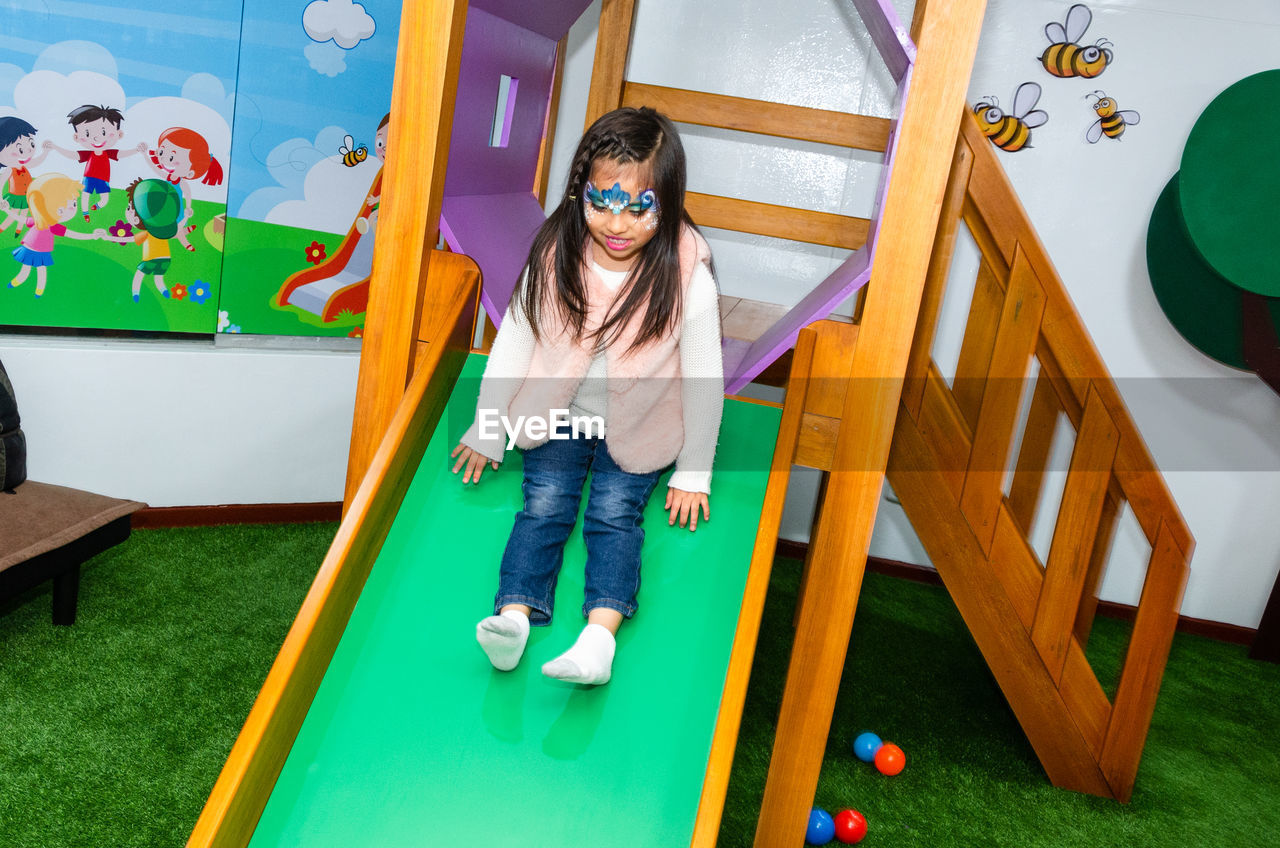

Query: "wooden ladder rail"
(747, 1), (988, 844)
(343, 0), (470, 511)
(890, 111), (1193, 802)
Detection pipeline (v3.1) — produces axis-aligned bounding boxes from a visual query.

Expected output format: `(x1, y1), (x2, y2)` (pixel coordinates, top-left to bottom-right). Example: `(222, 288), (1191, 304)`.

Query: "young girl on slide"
(452, 107), (723, 686)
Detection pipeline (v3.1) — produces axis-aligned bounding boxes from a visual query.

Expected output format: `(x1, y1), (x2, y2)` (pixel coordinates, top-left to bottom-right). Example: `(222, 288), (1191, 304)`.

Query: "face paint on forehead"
(584, 181), (659, 215)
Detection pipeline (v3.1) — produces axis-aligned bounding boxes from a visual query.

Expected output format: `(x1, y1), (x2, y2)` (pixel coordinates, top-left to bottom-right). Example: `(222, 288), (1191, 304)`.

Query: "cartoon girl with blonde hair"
(9, 173), (98, 297)
(137, 126), (223, 226)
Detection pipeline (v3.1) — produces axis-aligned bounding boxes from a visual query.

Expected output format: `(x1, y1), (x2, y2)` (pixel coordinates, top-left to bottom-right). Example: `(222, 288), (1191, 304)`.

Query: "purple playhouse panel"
(443, 8), (559, 198)
(470, 0), (594, 42)
(850, 0), (916, 82)
(724, 68), (914, 394)
(441, 192), (546, 322)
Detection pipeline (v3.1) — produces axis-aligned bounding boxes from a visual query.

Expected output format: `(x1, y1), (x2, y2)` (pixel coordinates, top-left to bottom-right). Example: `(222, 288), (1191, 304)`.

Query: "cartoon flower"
(170, 284), (188, 301)
(218, 310), (230, 332)
(348, 326), (363, 338)
(305, 240), (327, 264)
(189, 280), (211, 304)
(228, 324), (241, 334)
(109, 219), (133, 239)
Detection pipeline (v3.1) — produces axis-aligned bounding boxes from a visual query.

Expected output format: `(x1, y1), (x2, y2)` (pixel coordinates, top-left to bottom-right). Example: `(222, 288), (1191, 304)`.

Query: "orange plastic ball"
(874, 742), (905, 776)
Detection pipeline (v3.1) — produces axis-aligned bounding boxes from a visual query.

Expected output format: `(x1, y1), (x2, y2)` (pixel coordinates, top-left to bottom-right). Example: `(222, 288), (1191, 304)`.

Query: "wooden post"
(752, 1), (988, 844)
(583, 0), (639, 128)
(343, 0), (470, 511)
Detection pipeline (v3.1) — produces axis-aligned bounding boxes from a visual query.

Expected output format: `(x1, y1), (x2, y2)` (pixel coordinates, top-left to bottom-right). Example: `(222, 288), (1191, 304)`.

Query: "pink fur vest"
(506, 225), (712, 473)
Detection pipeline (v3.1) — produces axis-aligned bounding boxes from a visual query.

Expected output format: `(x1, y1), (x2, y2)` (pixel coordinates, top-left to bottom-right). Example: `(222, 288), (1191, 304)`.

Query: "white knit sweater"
(461, 261), (724, 494)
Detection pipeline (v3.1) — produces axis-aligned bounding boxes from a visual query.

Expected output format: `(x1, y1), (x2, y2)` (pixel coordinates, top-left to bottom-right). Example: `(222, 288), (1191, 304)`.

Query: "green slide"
(249, 356), (780, 846)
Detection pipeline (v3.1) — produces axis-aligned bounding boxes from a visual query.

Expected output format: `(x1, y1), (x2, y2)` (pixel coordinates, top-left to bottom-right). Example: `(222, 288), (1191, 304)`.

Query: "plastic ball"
(806, 808), (836, 845)
(874, 742), (906, 776)
(834, 808), (868, 844)
(852, 731), (883, 763)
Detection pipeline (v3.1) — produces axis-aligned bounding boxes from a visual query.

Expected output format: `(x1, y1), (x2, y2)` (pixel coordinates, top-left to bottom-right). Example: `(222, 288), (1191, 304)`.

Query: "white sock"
(542, 623), (616, 685)
(476, 609), (529, 671)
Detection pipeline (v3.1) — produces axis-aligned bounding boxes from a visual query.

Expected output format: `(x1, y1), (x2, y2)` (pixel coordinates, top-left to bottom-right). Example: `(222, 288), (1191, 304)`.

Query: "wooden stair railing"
(887, 112), (1193, 802)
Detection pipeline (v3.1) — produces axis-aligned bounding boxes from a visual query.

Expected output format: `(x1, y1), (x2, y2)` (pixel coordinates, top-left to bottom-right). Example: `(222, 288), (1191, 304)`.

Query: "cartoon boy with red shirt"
(44, 105), (141, 221)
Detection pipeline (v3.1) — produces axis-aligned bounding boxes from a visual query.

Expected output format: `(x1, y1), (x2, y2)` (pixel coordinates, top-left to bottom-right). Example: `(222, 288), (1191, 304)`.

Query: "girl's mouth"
(605, 236), (631, 251)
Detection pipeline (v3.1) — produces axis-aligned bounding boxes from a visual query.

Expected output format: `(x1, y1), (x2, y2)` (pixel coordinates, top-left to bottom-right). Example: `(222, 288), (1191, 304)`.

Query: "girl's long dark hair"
(521, 107), (695, 354)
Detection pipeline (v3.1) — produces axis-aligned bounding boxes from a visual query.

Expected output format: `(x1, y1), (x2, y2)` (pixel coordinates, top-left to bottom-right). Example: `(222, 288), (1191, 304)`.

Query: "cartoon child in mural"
(136, 127), (224, 228)
(0, 117), (53, 236)
(43, 105), (142, 220)
(96, 179), (194, 302)
(354, 112), (390, 235)
(9, 173), (100, 297)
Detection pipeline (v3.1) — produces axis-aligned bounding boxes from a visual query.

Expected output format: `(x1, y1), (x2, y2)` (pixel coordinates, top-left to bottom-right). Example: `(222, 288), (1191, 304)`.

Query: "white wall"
(0, 336), (358, 506)
(6, 0), (1278, 628)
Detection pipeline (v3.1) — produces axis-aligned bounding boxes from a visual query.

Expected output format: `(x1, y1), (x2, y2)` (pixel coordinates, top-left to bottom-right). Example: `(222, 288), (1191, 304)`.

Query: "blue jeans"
(495, 435), (663, 625)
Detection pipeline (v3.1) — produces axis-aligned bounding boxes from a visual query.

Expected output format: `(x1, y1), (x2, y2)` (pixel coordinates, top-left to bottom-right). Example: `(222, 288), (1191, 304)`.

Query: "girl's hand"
(666, 487), (709, 531)
(451, 442), (498, 484)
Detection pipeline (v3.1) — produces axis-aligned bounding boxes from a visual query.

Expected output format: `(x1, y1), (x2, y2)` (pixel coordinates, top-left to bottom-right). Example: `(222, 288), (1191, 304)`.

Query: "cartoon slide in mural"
(274, 115), (388, 323)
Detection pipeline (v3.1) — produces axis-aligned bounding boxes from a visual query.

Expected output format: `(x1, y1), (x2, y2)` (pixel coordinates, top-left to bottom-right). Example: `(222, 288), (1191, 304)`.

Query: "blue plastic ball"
(853, 731), (883, 763)
(807, 808), (836, 845)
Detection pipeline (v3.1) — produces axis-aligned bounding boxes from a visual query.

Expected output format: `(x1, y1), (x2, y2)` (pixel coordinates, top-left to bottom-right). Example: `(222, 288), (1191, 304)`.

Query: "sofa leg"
(52, 563), (80, 625)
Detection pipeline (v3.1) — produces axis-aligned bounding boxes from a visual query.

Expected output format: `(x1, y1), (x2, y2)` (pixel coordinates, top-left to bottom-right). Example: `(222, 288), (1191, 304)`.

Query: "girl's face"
(157, 141), (195, 180)
(374, 125), (388, 161)
(55, 195), (79, 223)
(0, 135), (36, 167)
(125, 203), (140, 226)
(583, 159), (660, 273)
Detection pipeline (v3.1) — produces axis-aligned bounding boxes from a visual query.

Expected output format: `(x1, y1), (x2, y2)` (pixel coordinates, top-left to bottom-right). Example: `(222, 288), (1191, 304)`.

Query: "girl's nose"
(606, 213), (628, 233)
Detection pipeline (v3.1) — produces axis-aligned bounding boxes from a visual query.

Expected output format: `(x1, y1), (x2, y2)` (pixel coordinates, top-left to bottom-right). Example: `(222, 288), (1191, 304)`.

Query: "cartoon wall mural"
(1040, 4), (1113, 80)
(1085, 91), (1140, 143)
(974, 4), (1144, 153)
(272, 115), (388, 329)
(972, 82), (1048, 152)
(0, 0), (400, 337)
(218, 0), (399, 337)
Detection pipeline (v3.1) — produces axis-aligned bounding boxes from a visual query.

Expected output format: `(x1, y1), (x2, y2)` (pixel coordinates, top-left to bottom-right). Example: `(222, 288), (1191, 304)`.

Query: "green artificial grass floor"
(1, 523), (1278, 847)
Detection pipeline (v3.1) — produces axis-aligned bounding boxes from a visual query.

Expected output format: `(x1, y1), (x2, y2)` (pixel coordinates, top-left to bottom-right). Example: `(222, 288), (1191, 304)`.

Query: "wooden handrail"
(889, 109), (1193, 802)
(188, 253), (478, 847)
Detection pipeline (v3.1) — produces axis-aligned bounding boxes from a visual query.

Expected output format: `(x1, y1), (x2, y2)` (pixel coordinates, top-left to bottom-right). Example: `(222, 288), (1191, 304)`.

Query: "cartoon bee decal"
(339, 135), (368, 167)
(1085, 91), (1140, 143)
(973, 82), (1048, 153)
(1040, 3), (1113, 79)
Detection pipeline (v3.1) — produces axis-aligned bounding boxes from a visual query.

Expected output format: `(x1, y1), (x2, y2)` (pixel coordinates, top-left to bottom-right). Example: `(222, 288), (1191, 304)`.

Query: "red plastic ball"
(834, 808), (867, 844)
(874, 742), (905, 776)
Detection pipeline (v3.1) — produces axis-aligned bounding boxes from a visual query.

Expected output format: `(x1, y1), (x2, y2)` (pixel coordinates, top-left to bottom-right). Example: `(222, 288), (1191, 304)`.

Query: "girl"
(0, 117), (52, 235)
(137, 127), (224, 227)
(96, 178), (194, 301)
(451, 107), (724, 686)
(9, 173), (98, 297)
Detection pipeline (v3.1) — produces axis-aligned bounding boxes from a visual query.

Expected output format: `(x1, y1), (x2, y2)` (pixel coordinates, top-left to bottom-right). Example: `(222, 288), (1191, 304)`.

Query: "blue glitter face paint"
(584, 181), (659, 216)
